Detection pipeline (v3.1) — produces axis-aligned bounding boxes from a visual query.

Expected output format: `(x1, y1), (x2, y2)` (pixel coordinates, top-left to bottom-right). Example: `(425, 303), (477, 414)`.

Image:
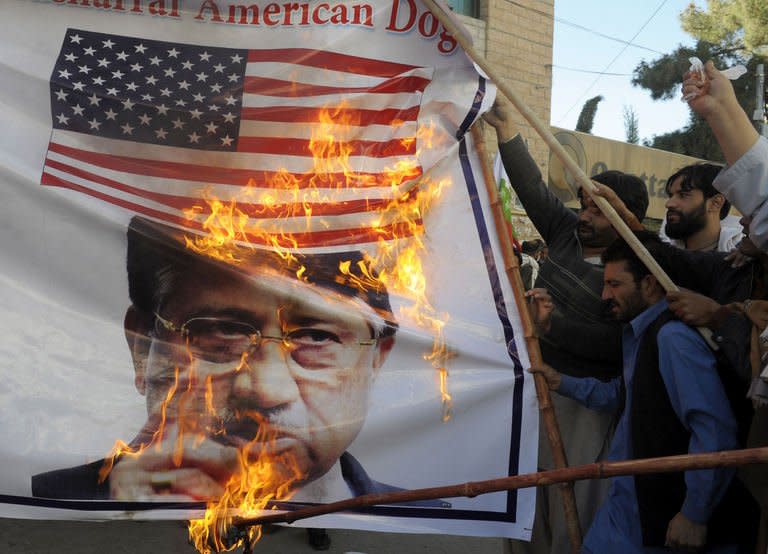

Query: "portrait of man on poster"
(31, 217), (450, 508)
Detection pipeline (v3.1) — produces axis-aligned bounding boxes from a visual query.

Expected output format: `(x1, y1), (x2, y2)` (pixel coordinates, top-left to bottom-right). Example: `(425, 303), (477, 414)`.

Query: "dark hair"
(600, 231), (668, 285)
(665, 163), (729, 219)
(578, 170), (649, 222)
(522, 239), (545, 255)
(126, 217), (397, 337)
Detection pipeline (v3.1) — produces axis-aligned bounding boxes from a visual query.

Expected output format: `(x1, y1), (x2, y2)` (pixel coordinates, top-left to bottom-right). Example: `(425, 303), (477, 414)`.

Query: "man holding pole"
(532, 233), (755, 553)
(484, 102), (649, 553)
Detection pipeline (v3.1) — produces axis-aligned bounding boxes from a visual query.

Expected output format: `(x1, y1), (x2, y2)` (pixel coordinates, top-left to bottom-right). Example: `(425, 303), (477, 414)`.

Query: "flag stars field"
(49, 28), (246, 150)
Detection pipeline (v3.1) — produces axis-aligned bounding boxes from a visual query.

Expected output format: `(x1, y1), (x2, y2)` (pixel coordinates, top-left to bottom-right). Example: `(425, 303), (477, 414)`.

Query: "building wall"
(458, 0), (554, 239)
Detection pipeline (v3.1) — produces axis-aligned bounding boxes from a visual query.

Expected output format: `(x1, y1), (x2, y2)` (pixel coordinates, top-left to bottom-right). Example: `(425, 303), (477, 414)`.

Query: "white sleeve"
(714, 136), (768, 249)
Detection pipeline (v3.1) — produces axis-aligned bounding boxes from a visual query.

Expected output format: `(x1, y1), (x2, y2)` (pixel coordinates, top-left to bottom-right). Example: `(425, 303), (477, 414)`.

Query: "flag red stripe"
(246, 49), (421, 78)
(41, 172), (420, 247)
(236, 136), (415, 157)
(240, 106), (420, 125)
(47, 142), (422, 188)
(44, 157), (191, 210)
(42, 170), (196, 227)
(243, 75), (431, 97)
(44, 156), (420, 217)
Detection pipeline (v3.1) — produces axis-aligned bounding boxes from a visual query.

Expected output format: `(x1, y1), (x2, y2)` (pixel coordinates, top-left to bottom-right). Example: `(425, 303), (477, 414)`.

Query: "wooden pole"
(471, 125), (582, 551)
(420, 0), (679, 295)
(234, 447), (768, 528)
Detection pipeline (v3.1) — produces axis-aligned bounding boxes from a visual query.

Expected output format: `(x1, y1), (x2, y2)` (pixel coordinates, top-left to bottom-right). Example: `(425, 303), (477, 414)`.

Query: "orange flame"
(187, 415), (303, 554)
(96, 103), (456, 553)
(98, 363), (184, 484)
(182, 105), (452, 551)
(356, 138), (454, 422)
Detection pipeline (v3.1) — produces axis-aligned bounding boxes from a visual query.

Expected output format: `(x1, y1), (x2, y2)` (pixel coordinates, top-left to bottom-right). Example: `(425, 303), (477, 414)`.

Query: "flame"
(183, 199), (250, 264)
(366, 179), (455, 422)
(98, 101), (456, 553)
(98, 363), (184, 484)
(438, 368), (453, 423)
(187, 415), (303, 554)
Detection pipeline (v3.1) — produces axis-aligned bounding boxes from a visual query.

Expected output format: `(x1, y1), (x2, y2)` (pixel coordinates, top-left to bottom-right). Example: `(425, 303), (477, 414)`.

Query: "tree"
(681, 1), (768, 55)
(575, 95), (603, 134)
(632, 1), (768, 160)
(632, 40), (763, 161)
(623, 105), (639, 144)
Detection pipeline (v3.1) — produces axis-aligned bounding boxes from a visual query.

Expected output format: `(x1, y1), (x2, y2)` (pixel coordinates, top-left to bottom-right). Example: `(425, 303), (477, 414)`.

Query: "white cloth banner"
(0, 0), (537, 541)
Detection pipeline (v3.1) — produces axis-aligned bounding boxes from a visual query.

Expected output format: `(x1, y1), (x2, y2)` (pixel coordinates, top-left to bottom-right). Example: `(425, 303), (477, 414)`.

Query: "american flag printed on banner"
(41, 29), (434, 250)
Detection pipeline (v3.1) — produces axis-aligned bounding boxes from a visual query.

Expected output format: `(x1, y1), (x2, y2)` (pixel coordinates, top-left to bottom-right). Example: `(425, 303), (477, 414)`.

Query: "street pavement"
(0, 519), (512, 553)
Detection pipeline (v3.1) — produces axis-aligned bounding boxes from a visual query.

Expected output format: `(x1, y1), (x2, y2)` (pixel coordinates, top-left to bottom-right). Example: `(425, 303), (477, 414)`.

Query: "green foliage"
(623, 105), (640, 144)
(498, 178), (514, 222)
(632, 41), (762, 161)
(642, 118), (727, 161)
(575, 95), (604, 134)
(496, 179), (520, 239)
(681, 0), (768, 55)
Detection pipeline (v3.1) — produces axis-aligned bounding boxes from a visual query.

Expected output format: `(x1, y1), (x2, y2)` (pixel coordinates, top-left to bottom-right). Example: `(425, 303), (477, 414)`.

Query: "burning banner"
(0, 0), (537, 547)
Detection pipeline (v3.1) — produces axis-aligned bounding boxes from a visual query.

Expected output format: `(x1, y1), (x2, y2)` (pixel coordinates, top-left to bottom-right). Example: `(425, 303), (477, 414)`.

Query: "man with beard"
(531, 233), (756, 553)
(662, 163), (742, 253)
(484, 100), (648, 554)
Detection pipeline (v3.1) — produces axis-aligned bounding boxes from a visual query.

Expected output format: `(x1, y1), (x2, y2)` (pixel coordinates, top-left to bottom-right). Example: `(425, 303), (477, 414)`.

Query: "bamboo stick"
(234, 447), (768, 528)
(470, 125), (582, 551)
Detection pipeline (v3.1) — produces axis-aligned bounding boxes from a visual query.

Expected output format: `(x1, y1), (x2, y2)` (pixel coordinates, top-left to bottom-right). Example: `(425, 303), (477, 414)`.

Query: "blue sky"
(550, 0), (702, 143)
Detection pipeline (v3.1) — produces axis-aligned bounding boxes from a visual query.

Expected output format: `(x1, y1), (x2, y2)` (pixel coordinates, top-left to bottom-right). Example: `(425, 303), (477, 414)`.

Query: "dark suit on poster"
(32, 452), (451, 508)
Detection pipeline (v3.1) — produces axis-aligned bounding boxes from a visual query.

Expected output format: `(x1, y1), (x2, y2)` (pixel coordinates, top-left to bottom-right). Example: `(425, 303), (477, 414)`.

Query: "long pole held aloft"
(420, 0), (679, 295)
(470, 125), (582, 551)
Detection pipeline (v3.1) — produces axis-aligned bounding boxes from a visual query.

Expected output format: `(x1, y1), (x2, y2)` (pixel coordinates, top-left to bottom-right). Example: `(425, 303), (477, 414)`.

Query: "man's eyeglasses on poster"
(153, 312), (377, 369)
